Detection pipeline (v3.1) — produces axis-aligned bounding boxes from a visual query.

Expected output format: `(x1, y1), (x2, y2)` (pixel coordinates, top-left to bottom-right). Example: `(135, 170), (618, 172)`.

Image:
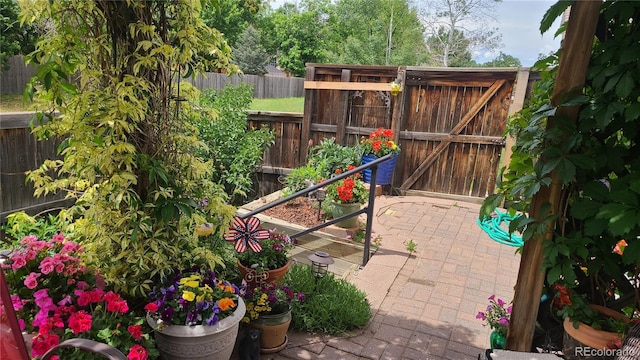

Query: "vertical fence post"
(362, 164), (378, 266)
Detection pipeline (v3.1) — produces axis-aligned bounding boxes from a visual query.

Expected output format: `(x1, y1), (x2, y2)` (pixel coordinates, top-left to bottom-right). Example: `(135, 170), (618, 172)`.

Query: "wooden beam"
(400, 79), (506, 190)
(300, 67), (315, 165)
(336, 69), (352, 145)
(304, 81), (398, 92)
(501, 68), (531, 182)
(506, 1), (602, 352)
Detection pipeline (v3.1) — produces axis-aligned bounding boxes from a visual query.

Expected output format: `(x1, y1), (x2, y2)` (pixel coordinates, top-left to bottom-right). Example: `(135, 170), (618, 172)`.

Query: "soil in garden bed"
(262, 197), (325, 228)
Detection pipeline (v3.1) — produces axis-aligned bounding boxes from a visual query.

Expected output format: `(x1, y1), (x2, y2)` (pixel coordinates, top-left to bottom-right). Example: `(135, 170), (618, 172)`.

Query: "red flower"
(127, 324), (143, 340)
(68, 310), (92, 334)
(127, 344), (149, 360)
(144, 302), (158, 312)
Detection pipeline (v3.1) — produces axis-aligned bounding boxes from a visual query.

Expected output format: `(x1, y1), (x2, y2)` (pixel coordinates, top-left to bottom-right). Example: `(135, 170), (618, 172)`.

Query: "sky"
(480, 0), (563, 66)
(269, 0), (564, 67)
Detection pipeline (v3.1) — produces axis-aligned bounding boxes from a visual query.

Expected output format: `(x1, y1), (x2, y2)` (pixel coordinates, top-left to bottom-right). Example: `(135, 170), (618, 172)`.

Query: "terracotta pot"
(147, 297), (245, 360)
(249, 309), (292, 353)
(562, 304), (628, 359)
(237, 260), (291, 289)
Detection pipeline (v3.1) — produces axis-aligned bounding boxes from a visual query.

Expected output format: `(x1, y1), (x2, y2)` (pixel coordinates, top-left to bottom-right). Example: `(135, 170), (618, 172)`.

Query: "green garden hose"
(477, 209), (523, 247)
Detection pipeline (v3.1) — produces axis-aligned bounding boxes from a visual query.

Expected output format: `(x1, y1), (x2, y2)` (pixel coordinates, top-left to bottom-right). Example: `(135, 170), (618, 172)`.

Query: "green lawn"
(1, 93), (304, 113)
(250, 97), (304, 113)
(0, 94), (28, 112)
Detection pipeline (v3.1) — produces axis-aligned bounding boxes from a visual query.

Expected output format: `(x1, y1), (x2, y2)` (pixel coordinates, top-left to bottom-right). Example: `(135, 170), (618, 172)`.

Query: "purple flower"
(497, 298), (505, 307)
(488, 295), (495, 301)
(298, 293), (306, 302)
(507, 306), (512, 314)
(161, 307), (174, 322)
(498, 317), (509, 326)
(476, 312), (486, 320)
(205, 314), (219, 326)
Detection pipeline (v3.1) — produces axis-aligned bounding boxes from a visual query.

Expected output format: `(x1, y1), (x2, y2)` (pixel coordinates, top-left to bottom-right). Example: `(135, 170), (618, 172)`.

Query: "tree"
(326, 0), (427, 66)
(481, 51), (521, 67)
(0, 0), (36, 71)
(234, 25), (270, 75)
(201, 0), (264, 47)
(258, 2), (327, 77)
(419, 0), (502, 67)
(424, 26), (474, 67)
(21, 0), (238, 300)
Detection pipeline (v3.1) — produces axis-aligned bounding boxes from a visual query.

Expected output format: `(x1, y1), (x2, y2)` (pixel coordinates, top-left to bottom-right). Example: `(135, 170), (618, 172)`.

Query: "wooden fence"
(249, 65), (533, 201)
(1, 65), (535, 221)
(0, 55), (304, 98)
(0, 112), (71, 222)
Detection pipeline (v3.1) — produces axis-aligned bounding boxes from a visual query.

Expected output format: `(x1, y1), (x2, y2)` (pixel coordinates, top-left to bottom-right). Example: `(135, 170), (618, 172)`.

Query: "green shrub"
(1, 211), (69, 247)
(193, 83), (275, 205)
(308, 138), (362, 180)
(281, 165), (321, 196)
(284, 264), (371, 334)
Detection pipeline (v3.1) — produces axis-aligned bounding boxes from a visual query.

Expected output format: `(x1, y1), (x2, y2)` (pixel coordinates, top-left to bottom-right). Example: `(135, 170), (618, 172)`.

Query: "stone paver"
(233, 195), (521, 359)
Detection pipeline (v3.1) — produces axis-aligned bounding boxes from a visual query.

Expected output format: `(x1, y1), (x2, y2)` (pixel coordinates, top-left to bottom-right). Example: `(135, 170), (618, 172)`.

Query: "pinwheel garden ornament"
(225, 216), (269, 253)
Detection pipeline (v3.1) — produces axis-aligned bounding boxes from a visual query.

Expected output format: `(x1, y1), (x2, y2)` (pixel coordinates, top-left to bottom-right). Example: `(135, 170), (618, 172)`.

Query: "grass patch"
(0, 94), (29, 112)
(250, 97), (303, 113)
(285, 263), (371, 334)
(1, 94), (304, 113)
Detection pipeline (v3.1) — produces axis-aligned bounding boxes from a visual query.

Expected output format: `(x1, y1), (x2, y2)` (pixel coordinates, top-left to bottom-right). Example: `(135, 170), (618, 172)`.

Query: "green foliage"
(20, 0), (238, 301)
(481, 52), (522, 68)
(234, 26), (270, 75)
(201, 0), (263, 48)
(0, 0), (36, 71)
(1, 211), (68, 246)
(482, 1), (640, 318)
(404, 239), (417, 254)
(194, 83), (275, 204)
(308, 138), (363, 180)
(259, 3), (326, 77)
(325, 0), (427, 66)
(284, 264), (371, 334)
(282, 165), (321, 195)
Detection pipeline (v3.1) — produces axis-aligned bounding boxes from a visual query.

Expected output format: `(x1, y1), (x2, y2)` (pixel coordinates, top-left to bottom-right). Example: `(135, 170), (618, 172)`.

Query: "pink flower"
(127, 344), (149, 360)
(76, 281), (90, 290)
(60, 242), (80, 253)
(68, 310), (92, 334)
(18, 318), (25, 331)
(24, 272), (41, 289)
(39, 257), (57, 274)
(20, 235), (38, 244)
(31, 333), (60, 357)
(497, 298), (505, 307)
(476, 312), (486, 320)
(10, 254), (26, 270)
(51, 233), (66, 243)
(11, 295), (24, 311)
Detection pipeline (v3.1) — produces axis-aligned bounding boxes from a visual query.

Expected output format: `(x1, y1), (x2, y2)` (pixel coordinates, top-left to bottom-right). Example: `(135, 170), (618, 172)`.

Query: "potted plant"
(233, 223), (297, 289)
(359, 127), (401, 185)
(476, 295), (512, 350)
(241, 281), (305, 352)
(144, 267), (245, 360)
(1, 234), (157, 359)
(325, 168), (368, 228)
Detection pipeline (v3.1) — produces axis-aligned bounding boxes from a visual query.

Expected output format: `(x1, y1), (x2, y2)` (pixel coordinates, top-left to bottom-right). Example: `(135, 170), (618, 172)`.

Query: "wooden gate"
(301, 65), (523, 200)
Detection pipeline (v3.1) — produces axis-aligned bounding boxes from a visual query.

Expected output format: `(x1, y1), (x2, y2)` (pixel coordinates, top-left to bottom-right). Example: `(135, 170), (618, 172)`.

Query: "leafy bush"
(284, 264), (370, 334)
(193, 84), (275, 205)
(281, 165), (321, 196)
(308, 138), (362, 180)
(1, 211), (68, 247)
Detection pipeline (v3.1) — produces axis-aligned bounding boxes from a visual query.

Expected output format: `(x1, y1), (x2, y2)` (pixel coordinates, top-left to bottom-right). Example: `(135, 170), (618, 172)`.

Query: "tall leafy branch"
(20, 0), (238, 300)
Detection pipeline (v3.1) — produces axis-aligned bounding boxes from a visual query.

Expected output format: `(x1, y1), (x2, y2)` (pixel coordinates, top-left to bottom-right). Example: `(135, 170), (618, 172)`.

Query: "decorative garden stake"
(307, 251), (334, 279)
(225, 216), (269, 253)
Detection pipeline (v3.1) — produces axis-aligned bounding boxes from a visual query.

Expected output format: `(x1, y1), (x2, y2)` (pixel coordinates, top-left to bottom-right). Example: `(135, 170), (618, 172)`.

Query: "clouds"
(479, 0), (563, 66)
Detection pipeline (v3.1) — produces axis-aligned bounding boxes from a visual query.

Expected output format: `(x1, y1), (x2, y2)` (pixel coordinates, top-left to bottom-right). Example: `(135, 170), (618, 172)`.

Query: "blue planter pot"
(361, 153), (399, 185)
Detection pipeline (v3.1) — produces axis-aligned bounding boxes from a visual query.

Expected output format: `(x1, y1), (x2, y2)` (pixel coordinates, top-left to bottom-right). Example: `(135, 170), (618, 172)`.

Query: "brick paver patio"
(234, 195), (521, 360)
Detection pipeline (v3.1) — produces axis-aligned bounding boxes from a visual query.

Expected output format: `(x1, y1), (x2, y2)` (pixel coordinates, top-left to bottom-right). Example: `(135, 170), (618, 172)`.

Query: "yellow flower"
(182, 291), (196, 302)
